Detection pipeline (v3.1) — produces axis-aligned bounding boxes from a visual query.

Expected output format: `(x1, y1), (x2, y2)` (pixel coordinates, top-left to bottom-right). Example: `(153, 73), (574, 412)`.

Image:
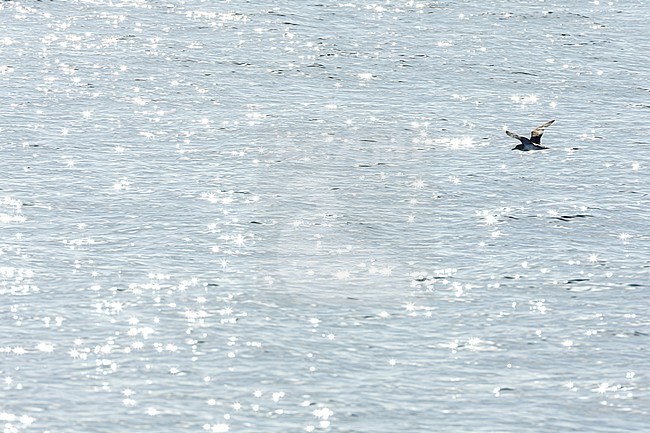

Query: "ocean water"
(1, 0), (649, 432)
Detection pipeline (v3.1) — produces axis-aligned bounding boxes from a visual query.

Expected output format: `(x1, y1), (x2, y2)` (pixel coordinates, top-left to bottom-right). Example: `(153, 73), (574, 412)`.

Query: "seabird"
(506, 119), (555, 151)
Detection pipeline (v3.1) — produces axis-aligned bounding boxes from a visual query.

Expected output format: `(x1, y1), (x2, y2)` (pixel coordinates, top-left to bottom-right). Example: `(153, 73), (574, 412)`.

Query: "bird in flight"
(506, 119), (555, 151)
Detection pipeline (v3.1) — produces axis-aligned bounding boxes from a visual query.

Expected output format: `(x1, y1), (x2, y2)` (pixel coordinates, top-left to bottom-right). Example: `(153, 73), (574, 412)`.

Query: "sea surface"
(1, 1), (649, 432)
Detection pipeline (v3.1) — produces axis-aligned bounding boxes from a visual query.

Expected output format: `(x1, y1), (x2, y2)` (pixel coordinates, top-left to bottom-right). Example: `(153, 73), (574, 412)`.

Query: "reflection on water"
(1, 0), (649, 432)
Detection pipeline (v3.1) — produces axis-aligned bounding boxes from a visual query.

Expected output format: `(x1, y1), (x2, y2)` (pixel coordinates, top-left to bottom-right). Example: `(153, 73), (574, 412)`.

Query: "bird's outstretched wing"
(506, 130), (522, 141)
(530, 119), (555, 144)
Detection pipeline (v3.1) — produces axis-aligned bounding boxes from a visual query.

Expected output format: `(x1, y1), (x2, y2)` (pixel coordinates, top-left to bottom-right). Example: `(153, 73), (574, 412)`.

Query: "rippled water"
(1, 1), (649, 432)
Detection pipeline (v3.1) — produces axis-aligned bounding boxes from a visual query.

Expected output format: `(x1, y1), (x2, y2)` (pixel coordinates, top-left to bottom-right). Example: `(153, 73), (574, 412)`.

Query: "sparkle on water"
(1, 0), (649, 432)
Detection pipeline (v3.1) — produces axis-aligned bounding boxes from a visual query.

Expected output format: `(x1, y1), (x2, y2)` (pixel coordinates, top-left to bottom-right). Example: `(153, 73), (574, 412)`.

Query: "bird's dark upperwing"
(506, 130), (522, 141)
(530, 119), (555, 144)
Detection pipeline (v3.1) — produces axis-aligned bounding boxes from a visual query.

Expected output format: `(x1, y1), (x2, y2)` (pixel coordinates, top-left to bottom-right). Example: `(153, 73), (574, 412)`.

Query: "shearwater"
(506, 119), (555, 151)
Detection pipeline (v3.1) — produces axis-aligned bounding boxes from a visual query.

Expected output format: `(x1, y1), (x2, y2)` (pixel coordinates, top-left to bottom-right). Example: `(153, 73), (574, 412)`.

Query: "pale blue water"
(1, 1), (649, 432)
